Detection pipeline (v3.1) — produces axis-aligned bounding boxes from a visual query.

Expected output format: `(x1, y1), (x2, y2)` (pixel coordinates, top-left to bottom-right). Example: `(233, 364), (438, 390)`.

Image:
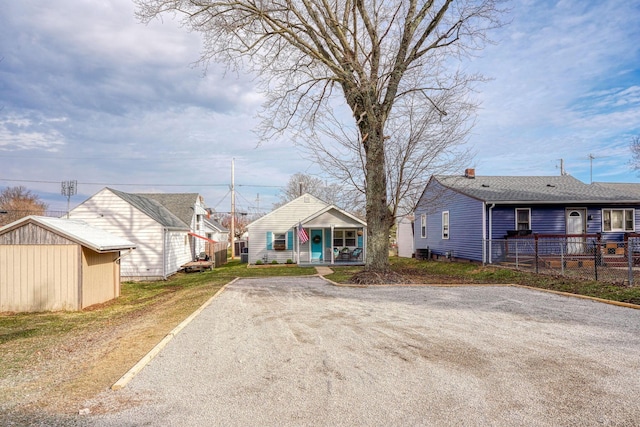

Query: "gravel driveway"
(85, 277), (640, 426)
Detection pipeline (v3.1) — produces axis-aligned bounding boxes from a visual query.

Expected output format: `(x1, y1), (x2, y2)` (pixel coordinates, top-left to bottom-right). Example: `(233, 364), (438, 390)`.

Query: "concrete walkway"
(314, 265), (333, 276)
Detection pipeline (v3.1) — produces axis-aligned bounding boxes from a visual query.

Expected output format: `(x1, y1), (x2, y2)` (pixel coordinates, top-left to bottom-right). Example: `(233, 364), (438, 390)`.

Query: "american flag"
(298, 223), (309, 244)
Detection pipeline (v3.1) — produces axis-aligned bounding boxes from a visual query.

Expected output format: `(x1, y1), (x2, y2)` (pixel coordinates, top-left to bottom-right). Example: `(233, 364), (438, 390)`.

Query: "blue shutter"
(266, 231), (273, 250)
(325, 229), (331, 248)
(287, 230), (293, 249)
(358, 234), (363, 248)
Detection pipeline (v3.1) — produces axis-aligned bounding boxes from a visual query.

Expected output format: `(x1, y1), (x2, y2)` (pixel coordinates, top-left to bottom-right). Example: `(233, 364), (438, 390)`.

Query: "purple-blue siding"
(414, 180), (484, 261)
(414, 180), (640, 262)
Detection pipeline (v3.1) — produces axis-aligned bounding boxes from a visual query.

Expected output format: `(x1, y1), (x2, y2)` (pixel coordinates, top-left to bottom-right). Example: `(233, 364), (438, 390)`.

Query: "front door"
(311, 229), (323, 261)
(566, 209), (586, 254)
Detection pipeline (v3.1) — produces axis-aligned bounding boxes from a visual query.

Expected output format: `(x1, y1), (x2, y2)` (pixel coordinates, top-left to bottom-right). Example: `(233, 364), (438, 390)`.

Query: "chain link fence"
(485, 236), (640, 286)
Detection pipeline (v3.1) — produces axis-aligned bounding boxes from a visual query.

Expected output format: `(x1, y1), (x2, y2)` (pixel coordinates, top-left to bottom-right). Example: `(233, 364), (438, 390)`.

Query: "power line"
(0, 178), (279, 188)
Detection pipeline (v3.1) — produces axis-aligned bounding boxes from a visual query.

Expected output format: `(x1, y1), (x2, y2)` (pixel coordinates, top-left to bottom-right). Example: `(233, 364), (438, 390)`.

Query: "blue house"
(414, 169), (640, 263)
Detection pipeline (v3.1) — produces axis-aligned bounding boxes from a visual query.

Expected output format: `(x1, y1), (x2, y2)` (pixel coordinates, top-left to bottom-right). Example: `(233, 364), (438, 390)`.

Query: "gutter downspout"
(487, 203), (495, 264)
(163, 227), (167, 280)
(113, 248), (134, 264)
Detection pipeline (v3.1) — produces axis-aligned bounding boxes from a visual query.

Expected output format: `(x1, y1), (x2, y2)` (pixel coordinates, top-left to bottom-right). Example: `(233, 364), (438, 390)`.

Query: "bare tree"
(135, 0), (504, 275)
(304, 81), (475, 220)
(630, 136), (640, 171)
(274, 172), (361, 213)
(219, 213), (251, 241)
(0, 186), (48, 226)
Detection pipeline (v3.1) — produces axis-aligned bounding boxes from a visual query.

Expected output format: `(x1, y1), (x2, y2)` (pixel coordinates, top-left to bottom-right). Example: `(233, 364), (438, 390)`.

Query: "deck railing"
(484, 235), (640, 286)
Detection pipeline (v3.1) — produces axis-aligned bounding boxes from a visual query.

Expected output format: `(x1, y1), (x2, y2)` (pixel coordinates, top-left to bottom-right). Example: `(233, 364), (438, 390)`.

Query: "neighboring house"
(396, 215), (415, 258)
(138, 192), (211, 257)
(247, 193), (367, 265)
(203, 217), (229, 246)
(414, 169), (640, 263)
(0, 216), (135, 312)
(69, 188), (193, 281)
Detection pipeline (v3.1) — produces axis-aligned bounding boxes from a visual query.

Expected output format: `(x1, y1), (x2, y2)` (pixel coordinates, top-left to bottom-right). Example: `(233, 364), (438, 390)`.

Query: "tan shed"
(0, 216), (135, 313)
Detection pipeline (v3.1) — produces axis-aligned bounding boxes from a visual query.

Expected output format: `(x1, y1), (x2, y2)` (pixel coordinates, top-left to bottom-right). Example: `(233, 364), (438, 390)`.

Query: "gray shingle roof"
(592, 182), (640, 199)
(108, 188), (189, 230)
(137, 193), (199, 226)
(435, 175), (640, 203)
(204, 218), (228, 233)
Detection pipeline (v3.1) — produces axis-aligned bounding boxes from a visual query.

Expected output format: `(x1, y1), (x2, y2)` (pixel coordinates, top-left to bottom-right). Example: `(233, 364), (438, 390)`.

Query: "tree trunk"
(361, 120), (392, 272)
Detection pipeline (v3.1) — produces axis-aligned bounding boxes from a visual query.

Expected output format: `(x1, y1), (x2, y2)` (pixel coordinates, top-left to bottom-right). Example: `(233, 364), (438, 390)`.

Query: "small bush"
(255, 260), (263, 265)
(286, 259), (294, 264)
(271, 260), (279, 264)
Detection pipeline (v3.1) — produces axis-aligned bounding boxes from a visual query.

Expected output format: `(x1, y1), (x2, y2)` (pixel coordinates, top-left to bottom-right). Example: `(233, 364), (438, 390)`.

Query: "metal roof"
(0, 216), (136, 252)
(434, 175), (640, 204)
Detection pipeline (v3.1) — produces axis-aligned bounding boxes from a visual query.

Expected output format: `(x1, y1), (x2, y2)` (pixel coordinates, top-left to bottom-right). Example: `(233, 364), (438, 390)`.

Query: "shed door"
(566, 209), (585, 254)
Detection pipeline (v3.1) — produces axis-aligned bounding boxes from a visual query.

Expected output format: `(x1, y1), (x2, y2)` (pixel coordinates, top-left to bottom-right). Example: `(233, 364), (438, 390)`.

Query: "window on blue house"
(421, 214), (427, 238)
(516, 208), (531, 230)
(602, 209), (634, 232)
(442, 211), (449, 239)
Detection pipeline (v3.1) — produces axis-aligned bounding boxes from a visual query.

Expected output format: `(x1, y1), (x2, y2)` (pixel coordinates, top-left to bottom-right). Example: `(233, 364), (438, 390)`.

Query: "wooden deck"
(181, 260), (214, 273)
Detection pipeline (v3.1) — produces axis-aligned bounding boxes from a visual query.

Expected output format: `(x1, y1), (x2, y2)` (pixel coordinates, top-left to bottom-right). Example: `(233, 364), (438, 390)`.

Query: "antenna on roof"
(556, 159), (567, 176)
(588, 154), (596, 184)
(61, 180), (77, 219)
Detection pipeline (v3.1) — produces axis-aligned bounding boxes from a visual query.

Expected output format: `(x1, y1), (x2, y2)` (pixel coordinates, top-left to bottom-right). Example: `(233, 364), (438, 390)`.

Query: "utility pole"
(61, 180), (77, 218)
(230, 159), (235, 259)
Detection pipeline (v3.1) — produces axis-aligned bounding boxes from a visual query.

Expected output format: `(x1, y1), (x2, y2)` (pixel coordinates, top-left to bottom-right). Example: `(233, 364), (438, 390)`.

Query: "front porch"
(296, 226), (366, 265)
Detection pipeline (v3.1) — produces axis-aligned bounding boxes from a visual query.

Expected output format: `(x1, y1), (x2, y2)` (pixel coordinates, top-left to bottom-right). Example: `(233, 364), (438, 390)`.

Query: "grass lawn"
(1, 257), (638, 419)
(327, 257), (640, 305)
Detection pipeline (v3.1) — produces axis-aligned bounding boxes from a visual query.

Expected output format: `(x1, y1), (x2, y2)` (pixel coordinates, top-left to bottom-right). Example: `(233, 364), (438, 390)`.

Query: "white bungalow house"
(247, 193), (367, 265)
(69, 188), (201, 280)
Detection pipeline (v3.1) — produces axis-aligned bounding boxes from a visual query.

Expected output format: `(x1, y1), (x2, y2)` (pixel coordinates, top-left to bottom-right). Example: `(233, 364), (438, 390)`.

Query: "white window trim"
(602, 208), (635, 232)
(442, 211), (450, 240)
(421, 214), (427, 238)
(515, 208), (531, 230)
(273, 232), (287, 250)
(333, 229), (357, 248)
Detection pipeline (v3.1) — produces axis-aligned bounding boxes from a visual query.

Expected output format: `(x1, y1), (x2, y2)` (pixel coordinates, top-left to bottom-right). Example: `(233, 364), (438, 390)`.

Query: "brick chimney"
(464, 168), (475, 179)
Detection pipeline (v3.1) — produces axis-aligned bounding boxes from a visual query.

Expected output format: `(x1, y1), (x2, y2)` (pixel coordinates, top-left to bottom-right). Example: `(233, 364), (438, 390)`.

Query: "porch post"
(363, 226), (367, 263)
(330, 225), (335, 264)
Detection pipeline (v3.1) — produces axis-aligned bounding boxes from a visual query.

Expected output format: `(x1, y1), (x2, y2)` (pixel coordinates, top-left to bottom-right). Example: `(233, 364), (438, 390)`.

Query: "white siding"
(165, 231), (192, 277)
(397, 216), (415, 258)
(191, 198), (208, 257)
(247, 195), (329, 264)
(69, 188), (165, 280)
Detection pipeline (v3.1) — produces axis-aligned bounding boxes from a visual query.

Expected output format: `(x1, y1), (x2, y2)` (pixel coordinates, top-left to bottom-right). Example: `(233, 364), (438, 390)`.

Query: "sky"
(1, 0), (639, 215)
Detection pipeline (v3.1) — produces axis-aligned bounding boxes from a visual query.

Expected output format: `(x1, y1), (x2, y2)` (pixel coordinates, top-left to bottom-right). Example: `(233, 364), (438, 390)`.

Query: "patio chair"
(351, 247), (363, 261)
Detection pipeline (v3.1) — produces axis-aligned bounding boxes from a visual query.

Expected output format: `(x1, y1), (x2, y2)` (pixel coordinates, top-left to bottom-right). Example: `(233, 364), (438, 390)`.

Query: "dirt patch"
(349, 269), (409, 284)
(0, 284), (221, 422)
